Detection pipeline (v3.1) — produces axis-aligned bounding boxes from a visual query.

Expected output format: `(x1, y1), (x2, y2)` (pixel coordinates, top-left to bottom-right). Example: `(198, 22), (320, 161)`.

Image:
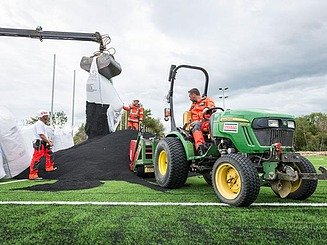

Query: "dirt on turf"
(15, 129), (165, 192)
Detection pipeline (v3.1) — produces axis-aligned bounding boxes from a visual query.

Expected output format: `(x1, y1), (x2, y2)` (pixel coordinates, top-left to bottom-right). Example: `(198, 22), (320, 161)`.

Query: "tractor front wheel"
(212, 154), (260, 207)
(154, 137), (189, 188)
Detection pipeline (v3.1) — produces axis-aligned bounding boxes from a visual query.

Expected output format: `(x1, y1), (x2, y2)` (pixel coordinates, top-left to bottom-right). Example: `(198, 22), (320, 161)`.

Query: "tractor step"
(144, 165), (154, 173)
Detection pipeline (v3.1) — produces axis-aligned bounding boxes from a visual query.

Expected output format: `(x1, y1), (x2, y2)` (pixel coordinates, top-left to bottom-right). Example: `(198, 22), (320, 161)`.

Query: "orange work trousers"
(127, 121), (140, 131)
(191, 120), (210, 150)
(29, 141), (55, 175)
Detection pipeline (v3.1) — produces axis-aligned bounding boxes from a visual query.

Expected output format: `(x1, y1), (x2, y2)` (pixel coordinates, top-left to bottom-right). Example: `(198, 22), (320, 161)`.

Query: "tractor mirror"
(168, 65), (176, 82)
(164, 108), (171, 121)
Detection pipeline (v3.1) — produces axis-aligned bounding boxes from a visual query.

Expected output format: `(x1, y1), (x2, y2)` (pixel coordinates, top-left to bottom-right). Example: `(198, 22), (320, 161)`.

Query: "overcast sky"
(0, 0), (326, 131)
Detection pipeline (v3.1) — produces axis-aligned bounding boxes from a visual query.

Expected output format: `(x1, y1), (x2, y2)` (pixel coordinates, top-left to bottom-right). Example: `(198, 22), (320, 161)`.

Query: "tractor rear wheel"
(154, 137), (189, 188)
(212, 154), (260, 207)
(275, 156), (318, 200)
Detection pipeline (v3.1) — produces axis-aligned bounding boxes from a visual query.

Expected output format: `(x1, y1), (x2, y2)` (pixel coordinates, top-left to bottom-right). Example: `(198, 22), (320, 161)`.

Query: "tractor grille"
(253, 128), (294, 147)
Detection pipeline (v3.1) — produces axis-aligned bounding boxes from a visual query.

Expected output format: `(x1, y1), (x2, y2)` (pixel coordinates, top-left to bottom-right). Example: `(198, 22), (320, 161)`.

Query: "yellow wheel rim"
(215, 163), (241, 199)
(158, 150), (168, 175)
(290, 165), (302, 193)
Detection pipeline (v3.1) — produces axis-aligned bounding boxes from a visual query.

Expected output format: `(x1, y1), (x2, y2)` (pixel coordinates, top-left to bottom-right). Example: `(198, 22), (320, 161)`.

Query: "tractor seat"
(182, 111), (211, 140)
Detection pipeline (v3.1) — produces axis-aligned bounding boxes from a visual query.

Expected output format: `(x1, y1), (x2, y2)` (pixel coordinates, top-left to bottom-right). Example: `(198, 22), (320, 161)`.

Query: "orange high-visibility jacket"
(123, 104), (144, 123)
(189, 97), (215, 122)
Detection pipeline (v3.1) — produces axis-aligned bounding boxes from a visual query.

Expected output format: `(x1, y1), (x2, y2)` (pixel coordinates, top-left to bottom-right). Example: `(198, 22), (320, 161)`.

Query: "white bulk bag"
(86, 58), (123, 132)
(0, 147), (5, 179)
(51, 126), (74, 152)
(0, 106), (30, 178)
(20, 124), (34, 158)
(22, 124), (74, 154)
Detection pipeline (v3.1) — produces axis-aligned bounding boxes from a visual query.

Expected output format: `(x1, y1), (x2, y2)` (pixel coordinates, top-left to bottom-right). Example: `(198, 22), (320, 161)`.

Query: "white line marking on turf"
(0, 179), (28, 185)
(0, 201), (326, 207)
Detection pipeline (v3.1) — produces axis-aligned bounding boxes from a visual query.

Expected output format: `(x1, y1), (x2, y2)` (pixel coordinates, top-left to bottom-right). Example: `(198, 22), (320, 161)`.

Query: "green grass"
(0, 156), (326, 244)
(0, 205), (326, 245)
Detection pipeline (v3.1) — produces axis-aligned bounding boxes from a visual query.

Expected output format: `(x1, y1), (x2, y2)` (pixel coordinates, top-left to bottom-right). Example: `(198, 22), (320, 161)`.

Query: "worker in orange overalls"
(29, 109), (57, 180)
(188, 88), (215, 155)
(123, 99), (144, 130)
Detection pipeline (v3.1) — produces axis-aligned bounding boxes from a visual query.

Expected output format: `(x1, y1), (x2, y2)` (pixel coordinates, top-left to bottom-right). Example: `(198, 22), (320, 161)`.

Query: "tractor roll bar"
(167, 64), (209, 130)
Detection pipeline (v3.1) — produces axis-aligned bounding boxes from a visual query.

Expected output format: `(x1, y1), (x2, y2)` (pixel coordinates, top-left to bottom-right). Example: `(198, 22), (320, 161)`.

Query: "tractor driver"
(188, 88), (215, 155)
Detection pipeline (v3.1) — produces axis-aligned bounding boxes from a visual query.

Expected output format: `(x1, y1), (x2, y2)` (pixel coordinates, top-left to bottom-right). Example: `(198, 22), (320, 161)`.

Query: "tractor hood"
(211, 109), (296, 153)
(215, 109), (295, 123)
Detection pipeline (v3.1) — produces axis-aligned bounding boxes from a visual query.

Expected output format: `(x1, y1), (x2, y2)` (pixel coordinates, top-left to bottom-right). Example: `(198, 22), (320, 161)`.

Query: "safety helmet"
(37, 109), (49, 118)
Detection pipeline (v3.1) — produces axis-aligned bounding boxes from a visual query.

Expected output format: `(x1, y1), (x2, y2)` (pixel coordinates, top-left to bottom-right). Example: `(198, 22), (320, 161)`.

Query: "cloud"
(0, 0), (326, 132)
(148, 1), (327, 89)
(228, 75), (327, 115)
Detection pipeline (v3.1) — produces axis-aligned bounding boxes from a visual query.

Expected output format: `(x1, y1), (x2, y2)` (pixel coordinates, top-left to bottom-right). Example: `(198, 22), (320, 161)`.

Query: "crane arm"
(0, 26), (106, 51)
(0, 26), (121, 79)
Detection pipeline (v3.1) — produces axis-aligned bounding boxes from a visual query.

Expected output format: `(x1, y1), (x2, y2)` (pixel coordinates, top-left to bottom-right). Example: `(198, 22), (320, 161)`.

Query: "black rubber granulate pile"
(15, 130), (165, 192)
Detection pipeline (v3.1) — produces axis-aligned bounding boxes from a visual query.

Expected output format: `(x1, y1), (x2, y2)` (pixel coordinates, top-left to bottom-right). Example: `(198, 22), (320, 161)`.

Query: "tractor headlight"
(268, 119), (279, 127)
(287, 121), (295, 129)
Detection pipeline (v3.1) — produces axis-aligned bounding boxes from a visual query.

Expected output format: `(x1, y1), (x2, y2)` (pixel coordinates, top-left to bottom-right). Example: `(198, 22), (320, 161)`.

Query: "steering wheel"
(204, 106), (224, 115)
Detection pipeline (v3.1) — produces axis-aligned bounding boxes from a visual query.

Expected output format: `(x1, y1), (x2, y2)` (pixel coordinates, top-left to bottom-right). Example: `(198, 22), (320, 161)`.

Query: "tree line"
(27, 110), (327, 151)
(294, 112), (327, 151)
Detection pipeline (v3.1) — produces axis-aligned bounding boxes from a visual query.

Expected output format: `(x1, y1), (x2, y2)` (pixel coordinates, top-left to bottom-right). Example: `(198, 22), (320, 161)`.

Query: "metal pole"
(219, 87), (228, 109)
(71, 70), (76, 134)
(50, 54), (56, 126)
(222, 89), (225, 109)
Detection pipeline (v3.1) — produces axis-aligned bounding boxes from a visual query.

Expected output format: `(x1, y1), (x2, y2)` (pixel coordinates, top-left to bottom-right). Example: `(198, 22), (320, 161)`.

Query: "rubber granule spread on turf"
(15, 130), (166, 192)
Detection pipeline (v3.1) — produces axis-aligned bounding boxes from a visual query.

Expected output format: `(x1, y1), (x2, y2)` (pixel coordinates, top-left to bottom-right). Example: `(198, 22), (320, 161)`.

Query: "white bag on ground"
(22, 125), (74, 155)
(51, 126), (74, 152)
(86, 58), (123, 132)
(0, 147), (5, 179)
(20, 124), (34, 159)
(0, 106), (30, 178)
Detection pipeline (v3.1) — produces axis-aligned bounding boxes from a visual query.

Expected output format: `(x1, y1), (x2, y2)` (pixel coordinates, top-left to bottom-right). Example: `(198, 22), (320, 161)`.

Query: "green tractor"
(150, 64), (326, 207)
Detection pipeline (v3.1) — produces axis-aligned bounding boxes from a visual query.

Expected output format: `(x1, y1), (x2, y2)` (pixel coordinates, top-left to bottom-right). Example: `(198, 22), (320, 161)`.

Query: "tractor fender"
(165, 131), (195, 160)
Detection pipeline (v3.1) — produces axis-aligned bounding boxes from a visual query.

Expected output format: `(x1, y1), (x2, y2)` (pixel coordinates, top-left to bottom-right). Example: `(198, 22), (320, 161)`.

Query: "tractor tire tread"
(154, 137), (189, 189)
(213, 153), (260, 207)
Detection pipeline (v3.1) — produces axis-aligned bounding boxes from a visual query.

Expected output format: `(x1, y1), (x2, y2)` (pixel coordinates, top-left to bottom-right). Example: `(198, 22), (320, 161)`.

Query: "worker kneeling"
(187, 88), (215, 155)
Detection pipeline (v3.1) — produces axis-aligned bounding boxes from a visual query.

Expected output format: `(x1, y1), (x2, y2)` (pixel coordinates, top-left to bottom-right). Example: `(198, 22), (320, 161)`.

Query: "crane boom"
(0, 26), (121, 79)
(0, 26), (105, 51)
